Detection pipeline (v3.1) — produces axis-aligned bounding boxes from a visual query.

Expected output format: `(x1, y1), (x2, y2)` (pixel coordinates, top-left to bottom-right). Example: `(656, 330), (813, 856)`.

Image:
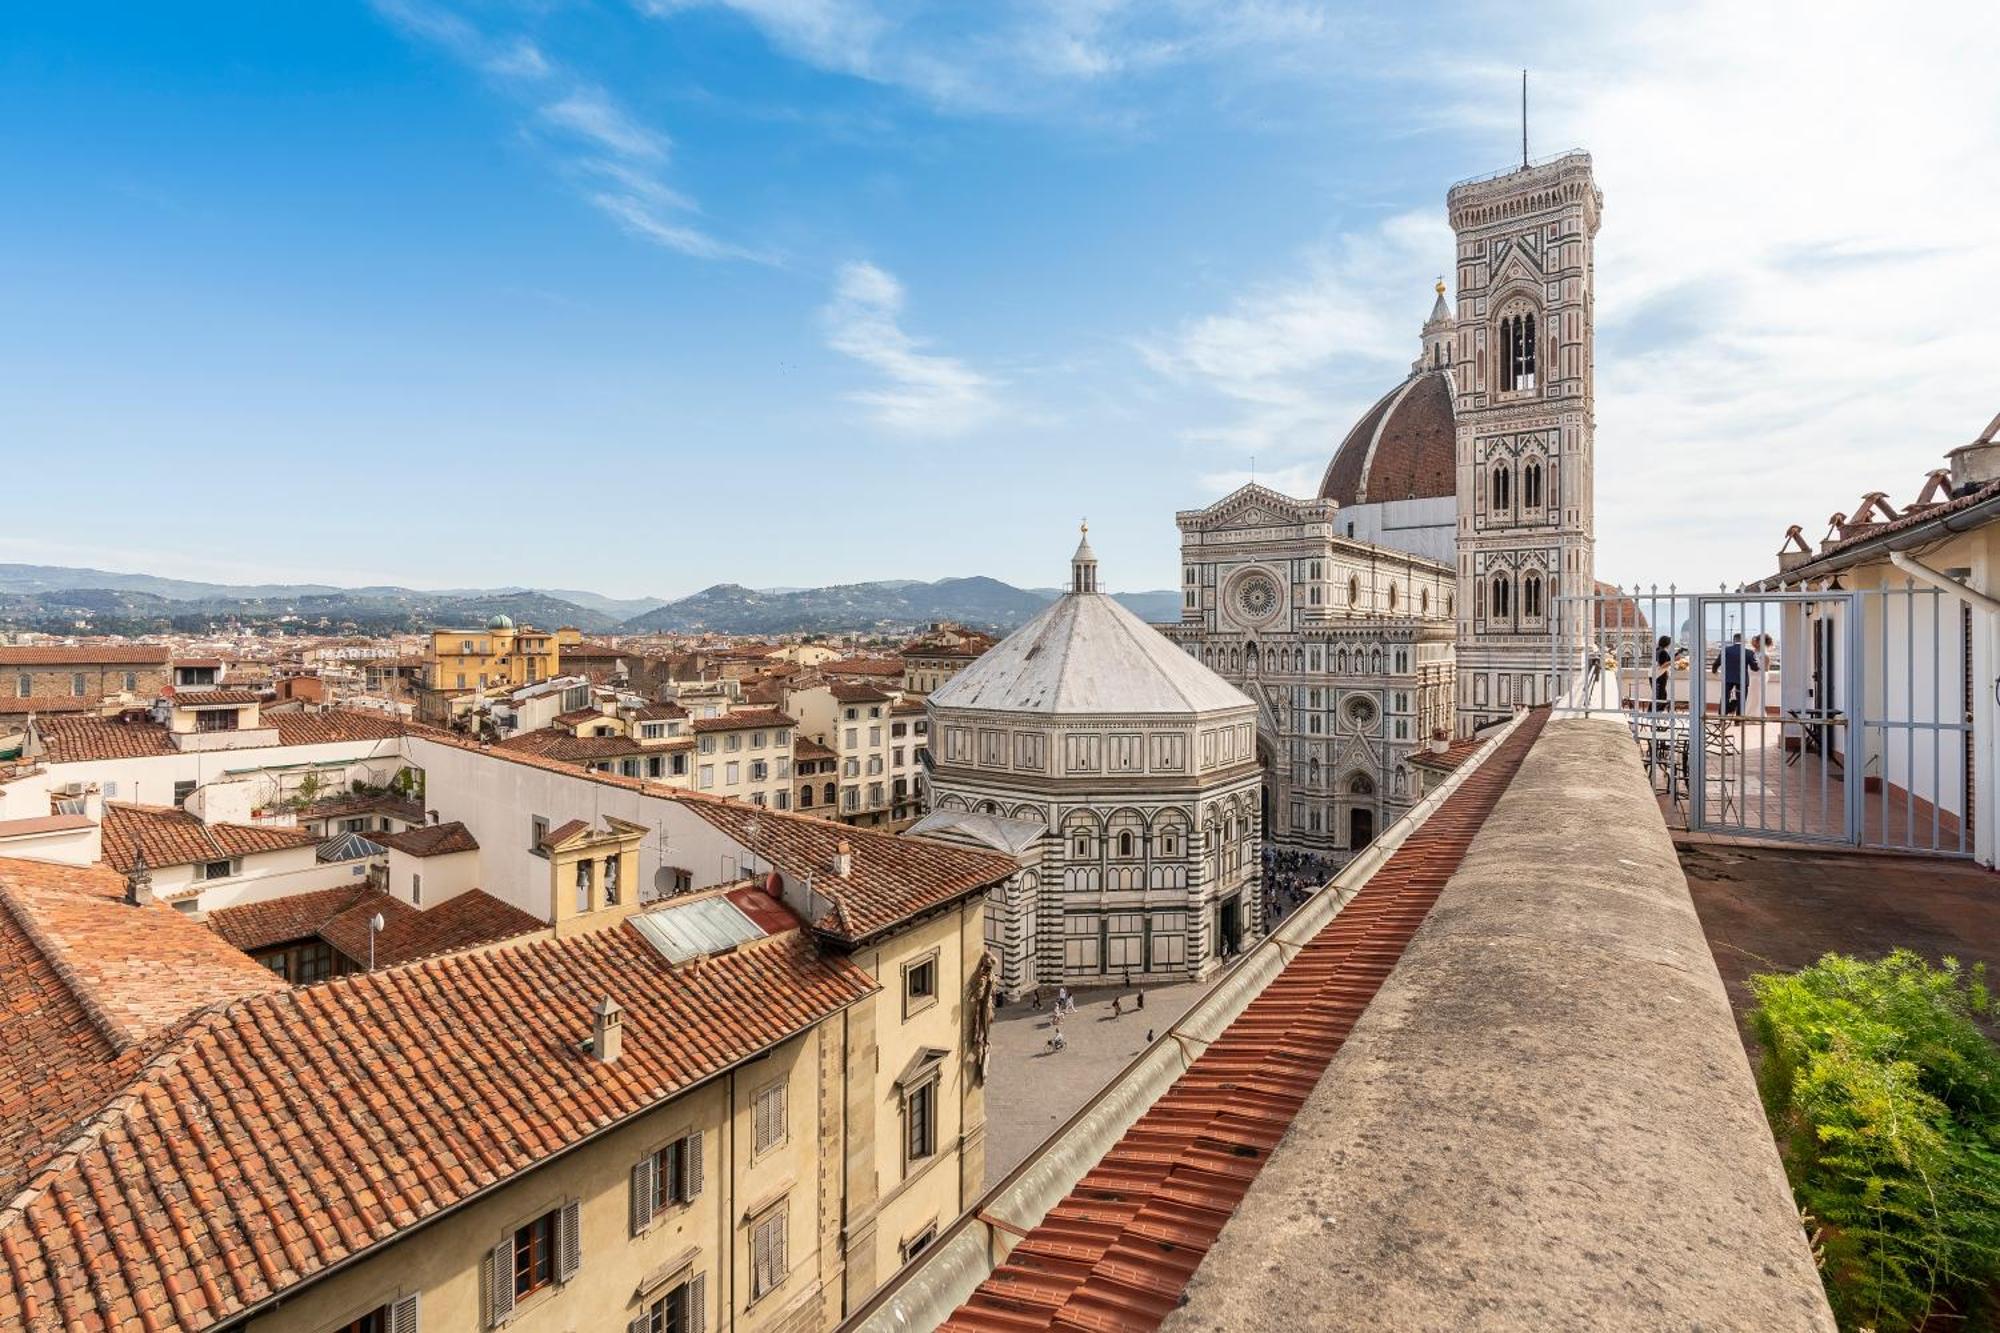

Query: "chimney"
(1947, 411), (2000, 492)
(124, 848), (153, 907)
(833, 839), (853, 879)
(591, 995), (623, 1064)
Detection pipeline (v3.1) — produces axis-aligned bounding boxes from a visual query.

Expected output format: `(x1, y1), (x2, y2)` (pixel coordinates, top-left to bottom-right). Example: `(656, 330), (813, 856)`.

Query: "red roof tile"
(0, 645), (169, 666)
(206, 882), (381, 952)
(269, 708), (423, 746)
(32, 713), (175, 763)
(0, 900), (873, 1331)
(0, 696), (95, 716)
(169, 689), (261, 706)
(691, 708), (796, 732)
(940, 711), (1547, 1333)
(101, 803), (318, 874)
(683, 801), (1016, 943)
(209, 883), (542, 967)
(372, 820), (479, 857)
(497, 728), (643, 762)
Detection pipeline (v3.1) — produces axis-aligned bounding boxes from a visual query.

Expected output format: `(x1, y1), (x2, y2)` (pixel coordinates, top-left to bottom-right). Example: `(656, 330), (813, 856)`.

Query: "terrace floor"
(1680, 839), (2000, 1050)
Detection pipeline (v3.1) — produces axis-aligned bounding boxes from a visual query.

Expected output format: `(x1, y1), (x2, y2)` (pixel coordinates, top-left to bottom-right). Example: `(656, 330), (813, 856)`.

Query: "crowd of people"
(1261, 846), (1340, 925)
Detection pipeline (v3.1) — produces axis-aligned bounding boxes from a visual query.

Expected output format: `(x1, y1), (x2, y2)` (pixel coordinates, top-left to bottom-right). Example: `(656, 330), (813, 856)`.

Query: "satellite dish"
(653, 867), (675, 896)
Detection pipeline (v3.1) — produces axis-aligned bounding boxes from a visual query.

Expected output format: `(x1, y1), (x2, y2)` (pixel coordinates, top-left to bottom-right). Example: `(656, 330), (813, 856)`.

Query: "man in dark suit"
(1715, 634), (1761, 715)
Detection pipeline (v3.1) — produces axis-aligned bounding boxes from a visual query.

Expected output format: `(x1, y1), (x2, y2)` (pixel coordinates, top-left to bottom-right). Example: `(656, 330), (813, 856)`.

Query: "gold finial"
(1080, 518), (1088, 534)
(1435, 276), (1446, 296)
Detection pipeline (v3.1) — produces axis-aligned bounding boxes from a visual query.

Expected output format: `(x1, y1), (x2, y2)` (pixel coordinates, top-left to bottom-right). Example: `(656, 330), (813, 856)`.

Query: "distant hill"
(0, 564), (1176, 637)
(621, 577), (1180, 634)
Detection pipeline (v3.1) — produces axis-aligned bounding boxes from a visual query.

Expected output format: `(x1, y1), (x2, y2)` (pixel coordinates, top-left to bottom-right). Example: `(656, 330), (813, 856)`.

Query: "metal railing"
(1550, 581), (1971, 856)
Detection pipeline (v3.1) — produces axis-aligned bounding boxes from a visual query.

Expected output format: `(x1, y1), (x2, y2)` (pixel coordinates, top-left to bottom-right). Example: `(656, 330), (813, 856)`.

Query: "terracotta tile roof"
(0, 696), (95, 716)
(829, 682), (893, 703)
(682, 801), (1017, 943)
(319, 888), (543, 967)
(540, 817), (591, 849)
(32, 713), (175, 763)
(0, 857), (286, 1198)
(632, 702), (688, 720)
(826, 657), (904, 676)
(169, 689), (261, 706)
(268, 708), (424, 747)
(794, 736), (838, 761)
(891, 697), (926, 715)
(690, 708), (796, 733)
(206, 882), (380, 952)
(208, 883), (542, 967)
(100, 803), (319, 874)
(940, 711), (1546, 1333)
(558, 641), (625, 659)
(1762, 473), (2000, 584)
(496, 728), (643, 762)
(1318, 366), (1456, 506)
(555, 707), (610, 726)
(0, 645), (169, 666)
(1408, 736), (1485, 772)
(372, 820), (479, 858)
(0, 902), (874, 1332)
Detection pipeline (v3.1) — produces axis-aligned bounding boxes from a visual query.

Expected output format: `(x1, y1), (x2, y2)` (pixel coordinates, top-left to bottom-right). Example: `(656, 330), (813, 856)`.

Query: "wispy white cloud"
(821, 261), (1000, 436)
(638, 0), (1350, 116)
(370, 0), (756, 261)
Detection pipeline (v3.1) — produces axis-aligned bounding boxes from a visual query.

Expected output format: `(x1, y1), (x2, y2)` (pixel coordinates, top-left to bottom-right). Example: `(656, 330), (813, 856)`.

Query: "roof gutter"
(836, 709), (1529, 1333)
(1888, 551), (2000, 616)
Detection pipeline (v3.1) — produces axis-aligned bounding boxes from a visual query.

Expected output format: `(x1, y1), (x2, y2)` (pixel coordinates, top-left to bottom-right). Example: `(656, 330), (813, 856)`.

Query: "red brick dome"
(1316, 367), (1457, 506)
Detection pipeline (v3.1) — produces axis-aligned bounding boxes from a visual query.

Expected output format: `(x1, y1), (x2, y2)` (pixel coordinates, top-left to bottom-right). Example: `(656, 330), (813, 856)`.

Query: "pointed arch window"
(1491, 463), (1512, 514)
(1522, 571), (1543, 619)
(1491, 574), (1513, 620)
(1523, 459), (1544, 509)
(1497, 309), (1538, 392)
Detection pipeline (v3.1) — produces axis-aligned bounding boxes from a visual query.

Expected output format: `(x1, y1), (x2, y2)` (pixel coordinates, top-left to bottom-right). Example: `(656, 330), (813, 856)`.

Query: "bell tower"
(1448, 151), (1602, 733)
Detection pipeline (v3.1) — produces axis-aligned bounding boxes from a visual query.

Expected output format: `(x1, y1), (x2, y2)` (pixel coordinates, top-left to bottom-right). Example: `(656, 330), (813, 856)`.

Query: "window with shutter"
(753, 1083), (786, 1155)
(751, 1203), (788, 1300)
(682, 1129), (704, 1202)
(488, 1238), (515, 1326)
(630, 1154), (658, 1236)
(556, 1199), (581, 1283)
(387, 1294), (419, 1333)
(629, 1272), (705, 1333)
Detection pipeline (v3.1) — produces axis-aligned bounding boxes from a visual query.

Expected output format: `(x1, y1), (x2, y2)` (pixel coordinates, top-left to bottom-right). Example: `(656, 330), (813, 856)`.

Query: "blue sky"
(5, 2), (1995, 599)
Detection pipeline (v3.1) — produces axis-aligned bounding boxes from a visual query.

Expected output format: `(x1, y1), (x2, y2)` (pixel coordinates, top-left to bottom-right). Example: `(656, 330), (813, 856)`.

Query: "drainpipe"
(1888, 551), (2000, 616)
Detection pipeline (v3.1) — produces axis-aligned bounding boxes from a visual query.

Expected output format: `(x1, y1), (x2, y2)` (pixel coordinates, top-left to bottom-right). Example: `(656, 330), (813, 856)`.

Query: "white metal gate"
(1550, 582), (1972, 855)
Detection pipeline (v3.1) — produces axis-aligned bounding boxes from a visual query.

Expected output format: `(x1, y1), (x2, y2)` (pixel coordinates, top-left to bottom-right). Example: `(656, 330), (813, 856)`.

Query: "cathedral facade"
(1168, 151), (1602, 854)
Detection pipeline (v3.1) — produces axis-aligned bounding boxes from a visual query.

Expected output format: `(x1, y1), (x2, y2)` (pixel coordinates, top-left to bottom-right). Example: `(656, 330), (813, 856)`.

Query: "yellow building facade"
(428, 616), (560, 692)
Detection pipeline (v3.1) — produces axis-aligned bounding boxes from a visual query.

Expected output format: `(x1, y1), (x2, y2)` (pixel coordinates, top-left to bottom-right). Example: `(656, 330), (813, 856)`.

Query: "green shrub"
(1751, 950), (2000, 1331)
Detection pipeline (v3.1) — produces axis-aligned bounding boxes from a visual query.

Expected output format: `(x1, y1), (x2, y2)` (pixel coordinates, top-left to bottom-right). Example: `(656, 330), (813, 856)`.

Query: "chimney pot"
(833, 839), (853, 879)
(124, 848), (153, 907)
(591, 995), (623, 1063)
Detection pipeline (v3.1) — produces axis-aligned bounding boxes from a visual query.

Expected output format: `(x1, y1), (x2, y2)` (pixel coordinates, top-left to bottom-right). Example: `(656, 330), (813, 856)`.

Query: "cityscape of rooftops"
(3, 5), (1994, 1332)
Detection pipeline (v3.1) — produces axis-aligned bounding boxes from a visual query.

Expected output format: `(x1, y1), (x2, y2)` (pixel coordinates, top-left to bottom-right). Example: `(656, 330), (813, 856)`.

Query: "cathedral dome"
(929, 535), (1250, 718)
(1316, 366), (1458, 508)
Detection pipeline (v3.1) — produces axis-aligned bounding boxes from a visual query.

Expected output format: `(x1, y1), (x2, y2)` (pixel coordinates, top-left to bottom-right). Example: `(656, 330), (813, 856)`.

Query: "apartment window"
(868, 781), (883, 807)
(647, 756), (663, 778)
(488, 1201), (578, 1324)
(699, 735), (715, 754)
(332, 1294), (418, 1333)
(461, 640), (474, 654)
(903, 952), (938, 1018)
(843, 707), (857, 721)
(724, 733), (741, 752)
(411, 873), (422, 907)
(195, 708), (240, 733)
(173, 779), (197, 806)
(71, 672), (86, 697)
(122, 671), (137, 692)
(671, 754), (687, 776)
(699, 765), (715, 790)
(750, 1202), (789, 1301)
(772, 729), (788, 747)
(892, 722), (907, 738)
(754, 1080), (788, 1155)
(774, 791), (789, 811)
(844, 727), (858, 749)
(892, 746), (905, 766)
(456, 673), (467, 689)
(748, 760), (768, 781)
(631, 1131), (704, 1234)
(900, 1224), (939, 1266)
(725, 761), (740, 786)
(632, 1273), (705, 1333)
(751, 730), (766, 749)
(868, 725), (881, 746)
(200, 859), (235, 881)
(842, 786), (858, 812)
(905, 1078), (937, 1165)
(13, 674), (28, 698)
